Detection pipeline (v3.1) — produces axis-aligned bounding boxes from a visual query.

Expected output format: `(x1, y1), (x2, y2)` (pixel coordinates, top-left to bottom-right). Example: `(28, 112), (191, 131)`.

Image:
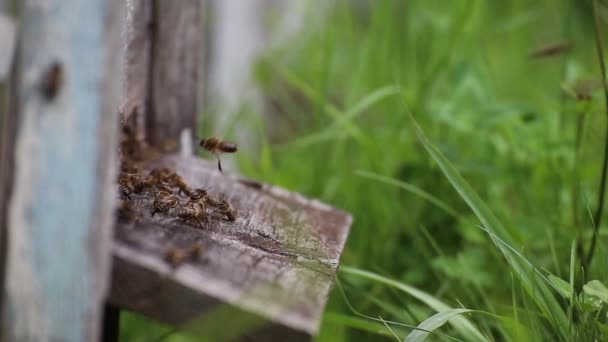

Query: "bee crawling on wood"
(165, 172), (192, 196)
(187, 188), (209, 201)
(188, 243), (204, 261)
(165, 243), (205, 268)
(118, 175), (135, 200)
(151, 190), (180, 217)
(177, 201), (208, 228)
(206, 195), (236, 222)
(116, 201), (138, 223)
(199, 137), (237, 172)
(131, 174), (154, 194)
(165, 248), (187, 268)
(149, 167), (173, 180)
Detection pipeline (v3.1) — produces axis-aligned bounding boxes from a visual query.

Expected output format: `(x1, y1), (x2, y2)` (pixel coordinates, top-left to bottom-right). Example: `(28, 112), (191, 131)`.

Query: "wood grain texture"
(110, 154), (352, 338)
(123, 0), (151, 135)
(146, 0), (201, 149)
(0, 0), (16, 332)
(0, 13), (16, 81)
(1, 0), (121, 340)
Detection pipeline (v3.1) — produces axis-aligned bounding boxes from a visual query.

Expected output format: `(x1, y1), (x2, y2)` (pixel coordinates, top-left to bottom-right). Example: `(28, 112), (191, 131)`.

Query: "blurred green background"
(123, 0), (608, 341)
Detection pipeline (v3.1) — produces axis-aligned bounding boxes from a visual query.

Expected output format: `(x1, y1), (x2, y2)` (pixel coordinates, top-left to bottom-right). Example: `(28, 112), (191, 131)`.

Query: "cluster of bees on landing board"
(117, 115), (238, 268)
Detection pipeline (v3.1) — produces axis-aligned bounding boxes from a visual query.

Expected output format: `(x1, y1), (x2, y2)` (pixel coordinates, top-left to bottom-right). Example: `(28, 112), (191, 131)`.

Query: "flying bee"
(199, 137), (237, 172)
(151, 191), (179, 217)
(529, 41), (572, 59)
(177, 202), (208, 228)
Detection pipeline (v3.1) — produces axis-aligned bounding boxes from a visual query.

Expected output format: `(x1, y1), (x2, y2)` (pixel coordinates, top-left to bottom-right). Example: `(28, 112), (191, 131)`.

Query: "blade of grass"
(404, 309), (473, 342)
(276, 85), (398, 150)
(341, 267), (487, 342)
(335, 278), (463, 341)
(378, 315), (403, 342)
(356, 170), (462, 220)
(323, 312), (407, 339)
(586, 0), (608, 269)
(404, 106), (570, 339)
(273, 64), (365, 142)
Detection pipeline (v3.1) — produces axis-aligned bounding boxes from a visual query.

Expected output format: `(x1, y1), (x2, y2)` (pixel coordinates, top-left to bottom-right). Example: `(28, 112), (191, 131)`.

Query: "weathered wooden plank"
(0, 13), (16, 81)
(1, 0), (122, 340)
(123, 0), (151, 136)
(146, 0), (202, 149)
(110, 155), (352, 338)
(0, 0), (16, 331)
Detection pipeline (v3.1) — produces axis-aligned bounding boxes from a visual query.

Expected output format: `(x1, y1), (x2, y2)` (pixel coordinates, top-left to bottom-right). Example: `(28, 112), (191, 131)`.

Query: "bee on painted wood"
(177, 201), (208, 228)
(151, 190), (180, 217)
(199, 137), (238, 172)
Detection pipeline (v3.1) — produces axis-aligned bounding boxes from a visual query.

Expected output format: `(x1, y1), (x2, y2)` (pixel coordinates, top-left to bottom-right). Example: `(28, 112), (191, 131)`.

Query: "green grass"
(123, 0), (608, 340)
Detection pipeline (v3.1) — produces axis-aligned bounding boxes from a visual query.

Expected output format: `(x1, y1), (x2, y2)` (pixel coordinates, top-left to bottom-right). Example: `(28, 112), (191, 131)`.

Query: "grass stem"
(585, 0), (608, 269)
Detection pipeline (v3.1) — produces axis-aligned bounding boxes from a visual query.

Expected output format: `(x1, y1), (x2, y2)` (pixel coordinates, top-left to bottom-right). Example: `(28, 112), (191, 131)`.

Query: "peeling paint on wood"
(110, 155), (352, 338)
(1, 0), (122, 340)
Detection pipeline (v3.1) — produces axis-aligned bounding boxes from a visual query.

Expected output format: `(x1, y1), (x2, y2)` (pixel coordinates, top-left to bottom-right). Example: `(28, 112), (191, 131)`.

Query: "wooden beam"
(147, 0), (203, 150)
(0, 12), (16, 82)
(123, 0), (151, 136)
(1, 0), (123, 340)
(146, 0), (202, 150)
(110, 155), (352, 339)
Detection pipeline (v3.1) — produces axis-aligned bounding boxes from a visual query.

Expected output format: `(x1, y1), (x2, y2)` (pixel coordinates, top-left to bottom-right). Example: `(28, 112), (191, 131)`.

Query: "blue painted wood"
(2, 0), (120, 341)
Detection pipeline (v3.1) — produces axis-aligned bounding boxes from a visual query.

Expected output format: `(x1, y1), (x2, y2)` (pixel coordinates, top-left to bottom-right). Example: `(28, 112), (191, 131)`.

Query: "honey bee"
(130, 174), (154, 194)
(199, 137), (238, 172)
(118, 175), (135, 199)
(206, 195), (236, 221)
(188, 188), (209, 201)
(149, 167), (172, 180)
(151, 191), (179, 217)
(116, 201), (137, 223)
(188, 243), (204, 261)
(177, 201), (208, 228)
(165, 248), (187, 268)
(120, 160), (140, 174)
(165, 172), (192, 196)
(165, 243), (204, 268)
(529, 41), (572, 59)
